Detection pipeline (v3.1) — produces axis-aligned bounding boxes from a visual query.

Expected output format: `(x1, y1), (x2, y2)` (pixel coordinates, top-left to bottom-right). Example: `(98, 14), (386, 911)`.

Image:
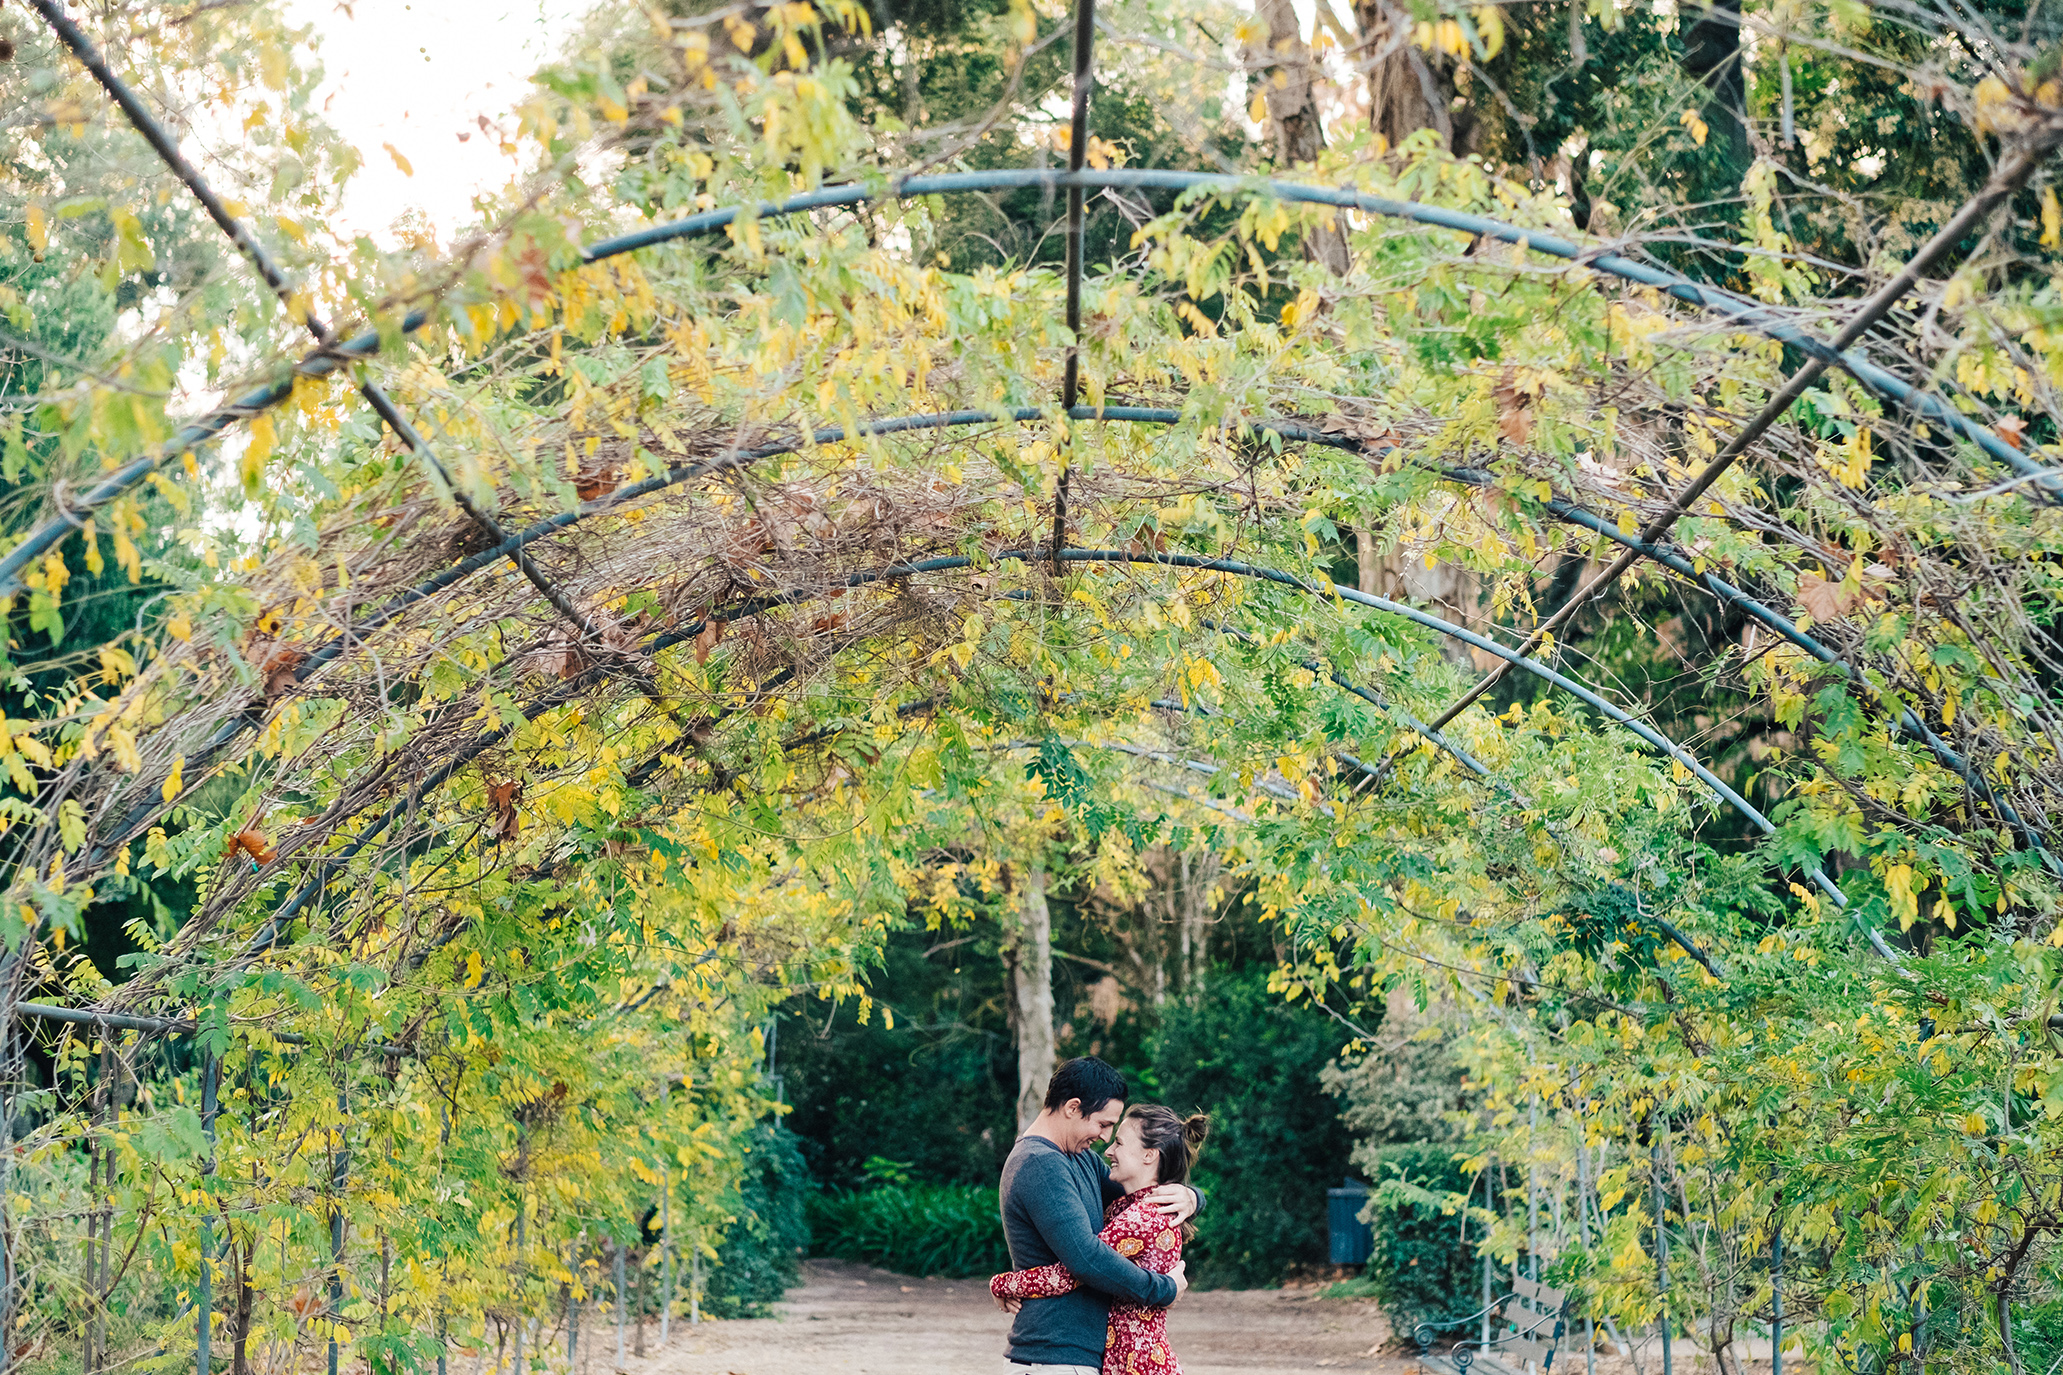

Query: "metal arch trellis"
(4, 158), (2058, 602)
(1, 0), (2032, 1038)
(0, 0), (2025, 1053)
(14, 0), (2057, 878)
(11, 4), (2058, 880)
(123, 540), (1863, 980)
(7, 2), (2058, 1373)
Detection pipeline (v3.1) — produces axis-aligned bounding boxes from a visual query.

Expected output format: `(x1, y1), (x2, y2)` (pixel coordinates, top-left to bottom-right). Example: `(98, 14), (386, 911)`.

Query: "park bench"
(1412, 1275), (1571, 1375)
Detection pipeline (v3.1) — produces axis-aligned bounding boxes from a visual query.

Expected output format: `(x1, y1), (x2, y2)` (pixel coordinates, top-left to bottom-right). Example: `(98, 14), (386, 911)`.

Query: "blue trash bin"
(1328, 1177), (1373, 1265)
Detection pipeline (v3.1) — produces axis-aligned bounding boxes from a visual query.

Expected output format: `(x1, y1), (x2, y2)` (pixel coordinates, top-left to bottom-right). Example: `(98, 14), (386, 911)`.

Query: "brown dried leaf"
(694, 617), (727, 665)
(1995, 415), (2030, 450)
(574, 463), (621, 501)
(247, 639), (307, 699)
(1494, 369), (1536, 446)
(1796, 573), (1855, 623)
(487, 779), (522, 843)
(230, 828), (277, 868)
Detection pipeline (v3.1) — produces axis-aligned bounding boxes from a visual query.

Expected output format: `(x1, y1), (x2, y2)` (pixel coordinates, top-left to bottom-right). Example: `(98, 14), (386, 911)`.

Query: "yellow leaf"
(464, 951), (484, 987)
(1473, 6), (1504, 58)
(109, 727), (142, 774)
(162, 755), (184, 803)
(384, 143), (414, 176)
(25, 204), (48, 254)
(1248, 91), (1268, 126)
(242, 413), (276, 490)
(2042, 187), (2061, 251)
(1973, 76), (2017, 137)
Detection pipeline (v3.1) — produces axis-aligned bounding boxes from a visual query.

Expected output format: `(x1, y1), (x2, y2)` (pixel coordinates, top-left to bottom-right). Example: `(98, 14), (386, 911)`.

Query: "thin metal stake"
(1481, 1162), (1494, 1348)
(1771, 1200), (1783, 1375)
(1652, 1129), (1669, 1375)
(614, 1240), (626, 1370)
(329, 1087), (348, 1375)
(197, 1054), (220, 1375)
(1526, 1095), (1540, 1283)
(659, 1168), (672, 1346)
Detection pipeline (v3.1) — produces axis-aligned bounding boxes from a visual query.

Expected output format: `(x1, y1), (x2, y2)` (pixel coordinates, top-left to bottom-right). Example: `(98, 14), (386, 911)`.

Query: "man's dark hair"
(1044, 1056), (1128, 1115)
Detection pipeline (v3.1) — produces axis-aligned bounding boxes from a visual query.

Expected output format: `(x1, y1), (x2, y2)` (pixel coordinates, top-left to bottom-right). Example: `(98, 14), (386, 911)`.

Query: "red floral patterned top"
(991, 1190), (1184, 1375)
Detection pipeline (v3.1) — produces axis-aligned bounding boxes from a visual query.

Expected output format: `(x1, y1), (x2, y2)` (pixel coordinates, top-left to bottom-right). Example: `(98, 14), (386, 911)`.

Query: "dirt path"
(642, 1259), (1414, 1375)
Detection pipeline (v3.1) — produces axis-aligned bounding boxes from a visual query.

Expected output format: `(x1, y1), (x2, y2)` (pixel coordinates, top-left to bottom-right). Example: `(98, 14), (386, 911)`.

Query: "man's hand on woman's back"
(1142, 1183), (1199, 1223)
(1167, 1261), (1188, 1301)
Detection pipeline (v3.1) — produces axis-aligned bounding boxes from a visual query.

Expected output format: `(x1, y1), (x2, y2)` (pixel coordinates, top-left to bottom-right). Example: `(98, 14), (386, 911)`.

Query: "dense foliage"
(1345, 1141), (1485, 1335)
(701, 1125), (813, 1318)
(806, 1179), (1012, 1277)
(1143, 970), (1355, 1286)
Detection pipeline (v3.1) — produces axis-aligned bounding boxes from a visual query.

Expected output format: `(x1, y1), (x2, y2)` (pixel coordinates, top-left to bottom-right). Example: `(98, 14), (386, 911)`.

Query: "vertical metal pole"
(1771, 1200), (1782, 1375)
(0, 1002), (17, 1375)
(1527, 1096), (1541, 1284)
(614, 1240), (626, 1370)
(566, 1273), (579, 1363)
(1652, 1129), (1669, 1375)
(328, 1087), (348, 1375)
(1058, 0), (1097, 413)
(659, 1168), (672, 1346)
(1481, 1164), (1494, 1348)
(511, 1200), (527, 1375)
(689, 1241), (700, 1328)
(84, 1035), (110, 1375)
(198, 1054), (220, 1375)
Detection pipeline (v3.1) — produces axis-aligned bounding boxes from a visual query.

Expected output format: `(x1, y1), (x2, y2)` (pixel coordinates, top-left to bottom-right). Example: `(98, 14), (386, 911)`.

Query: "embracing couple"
(989, 1056), (1210, 1375)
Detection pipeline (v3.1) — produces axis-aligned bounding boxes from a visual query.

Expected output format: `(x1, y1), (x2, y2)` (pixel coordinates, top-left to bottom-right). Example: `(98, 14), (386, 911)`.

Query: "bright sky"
(287, 0), (593, 243)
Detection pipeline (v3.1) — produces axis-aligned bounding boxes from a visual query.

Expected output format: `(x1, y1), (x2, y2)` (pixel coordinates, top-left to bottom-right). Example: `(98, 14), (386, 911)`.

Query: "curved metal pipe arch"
(0, 49), (2013, 925)
(285, 397), (2044, 868)
(110, 535), (1844, 1018)
(4, 159), (2052, 597)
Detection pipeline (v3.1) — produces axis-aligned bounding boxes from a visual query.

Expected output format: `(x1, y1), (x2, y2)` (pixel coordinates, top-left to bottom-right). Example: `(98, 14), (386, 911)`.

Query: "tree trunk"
(633, 1251), (646, 1359)
(230, 1241), (255, 1375)
(1244, 0), (1350, 274)
(1007, 863), (1057, 1131)
(1350, 0), (1473, 155)
(1356, 528), (1379, 596)
(1361, 542), (1481, 668)
(1177, 849), (1219, 993)
(1679, 0), (1751, 190)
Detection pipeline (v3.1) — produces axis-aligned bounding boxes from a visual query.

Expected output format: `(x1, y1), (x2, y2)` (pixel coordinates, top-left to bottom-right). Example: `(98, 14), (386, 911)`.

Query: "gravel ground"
(638, 1259), (1414, 1375)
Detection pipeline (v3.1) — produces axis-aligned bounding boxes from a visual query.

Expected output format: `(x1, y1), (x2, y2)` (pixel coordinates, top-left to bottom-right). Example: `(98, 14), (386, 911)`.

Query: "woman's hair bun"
(1181, 1113), (1210, 1149)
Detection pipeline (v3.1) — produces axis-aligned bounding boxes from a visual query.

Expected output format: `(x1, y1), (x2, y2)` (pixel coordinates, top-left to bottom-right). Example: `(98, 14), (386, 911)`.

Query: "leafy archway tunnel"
(4, 0), (2063, 1372)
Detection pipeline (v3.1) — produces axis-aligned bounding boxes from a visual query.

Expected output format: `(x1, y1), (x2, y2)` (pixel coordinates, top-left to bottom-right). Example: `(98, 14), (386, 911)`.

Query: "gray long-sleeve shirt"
(999, 1135), (1177, 1367)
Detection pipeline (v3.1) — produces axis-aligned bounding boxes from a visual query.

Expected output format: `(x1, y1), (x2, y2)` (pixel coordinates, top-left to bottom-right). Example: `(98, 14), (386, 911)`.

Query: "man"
(997, 1056), (1200, 1373)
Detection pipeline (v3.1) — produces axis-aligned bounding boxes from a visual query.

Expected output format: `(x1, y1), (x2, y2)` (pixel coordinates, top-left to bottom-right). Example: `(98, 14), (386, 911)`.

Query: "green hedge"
(806, 1181), (1010, 1277)
(1144, 969), (1355, 1287)
(701, 1124), (812, 1318)
(1354, 1141), (1486, 1336)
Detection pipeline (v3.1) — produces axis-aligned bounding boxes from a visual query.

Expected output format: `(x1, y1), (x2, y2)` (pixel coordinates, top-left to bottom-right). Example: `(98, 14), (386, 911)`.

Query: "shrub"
(806, 1181), (1010, 1277)
(1144, 968), (1355, 1287)
(1355, 1141), (1486, 1338)
(702, 1124), (811, 1317)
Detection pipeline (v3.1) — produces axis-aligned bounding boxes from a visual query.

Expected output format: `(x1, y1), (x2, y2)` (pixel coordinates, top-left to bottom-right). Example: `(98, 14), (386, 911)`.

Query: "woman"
(991, 1106), (1210, 1375)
